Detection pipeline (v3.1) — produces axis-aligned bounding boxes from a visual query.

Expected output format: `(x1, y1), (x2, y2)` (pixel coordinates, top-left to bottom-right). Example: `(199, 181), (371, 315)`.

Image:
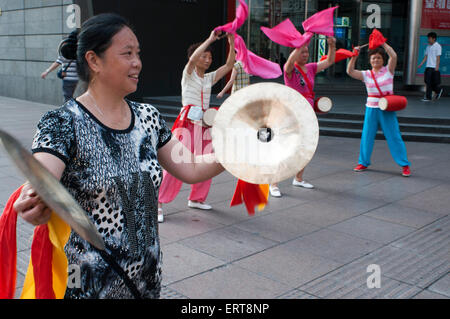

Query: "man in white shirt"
(418, 32), (443, 101)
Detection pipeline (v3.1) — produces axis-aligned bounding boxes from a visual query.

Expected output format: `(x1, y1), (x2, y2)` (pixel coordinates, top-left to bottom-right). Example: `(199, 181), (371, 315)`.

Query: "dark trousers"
(424, 67), (441, 99)
(62, 80), (78, 102)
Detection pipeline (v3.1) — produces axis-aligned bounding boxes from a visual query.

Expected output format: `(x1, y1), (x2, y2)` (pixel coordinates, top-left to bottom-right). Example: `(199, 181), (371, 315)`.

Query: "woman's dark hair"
(59, 30), (79, 60)
(70, 13), (134, 82)
(187, 42), (212, 60)
(368, 47), (386, 64)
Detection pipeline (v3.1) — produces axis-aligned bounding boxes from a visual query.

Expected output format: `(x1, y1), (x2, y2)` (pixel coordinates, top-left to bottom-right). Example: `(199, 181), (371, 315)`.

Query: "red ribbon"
(230, 179), (268, 216)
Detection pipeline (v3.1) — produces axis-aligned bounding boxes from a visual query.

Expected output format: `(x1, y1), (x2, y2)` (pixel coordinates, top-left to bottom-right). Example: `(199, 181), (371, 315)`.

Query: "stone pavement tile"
(365, 203), (444, 229)
(17, 218), (34, 252)
(179, 226), (278, 262)
(211, 171), (237, 185)
(284, 229), (382, 264)
(328, 215), (416, 244)
(202, 180), (241, 204)
(310, 170), (393, 195)
(390, 216), (450, 254)
(171, 200), (255, 228)
(160, 189), (193, 215)
(0, 177), (23, 209)
(276, 182), (332, 204)
(420, 161), (450, 182)
(360, 241), (449, 289)
(260, 193), (310, 214)
(276, 289), (318, 299)
(343, 175), (441, 204)
(160, 285), (188, 299)
(17, 250), (30, 279)
(295, 161), (347, 181)
(324, 192), (389, 216)
(234, 244), (342, 288)
(158, 209), (224, 242)
(299, 250), (421, 299)
(168, 264), (291, 299)
(275, 199), (371, 228)
(14, 272), (25, 299)
(396, 184), (450, 216)
(161, 242), (225, 286)
(233, 212), (320, 243)
(413, 289), (449, 299)
(428, 274), (450, 297)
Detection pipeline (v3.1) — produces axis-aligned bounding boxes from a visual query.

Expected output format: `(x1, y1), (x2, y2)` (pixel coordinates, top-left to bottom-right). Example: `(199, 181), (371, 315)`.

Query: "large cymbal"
(0, 129), (105, 251)
(212, 82), (319, 185)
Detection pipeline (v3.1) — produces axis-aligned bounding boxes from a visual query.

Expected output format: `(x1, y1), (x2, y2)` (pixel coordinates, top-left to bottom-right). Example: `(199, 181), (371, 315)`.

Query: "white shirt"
(181, 65), (216, 109)
(425, 42), (442, 68)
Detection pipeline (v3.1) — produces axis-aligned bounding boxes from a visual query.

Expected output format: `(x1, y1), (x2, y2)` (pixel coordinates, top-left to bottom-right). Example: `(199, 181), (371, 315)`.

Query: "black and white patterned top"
(31, 99), (172, 299)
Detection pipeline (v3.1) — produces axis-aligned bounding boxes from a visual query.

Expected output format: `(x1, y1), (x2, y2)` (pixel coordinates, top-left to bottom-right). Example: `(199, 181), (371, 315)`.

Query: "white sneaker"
(292, 179), (314, 189)
(158, 208), (164, 223)
(269, 185), (282, 197)
(188, 200), (212, 210)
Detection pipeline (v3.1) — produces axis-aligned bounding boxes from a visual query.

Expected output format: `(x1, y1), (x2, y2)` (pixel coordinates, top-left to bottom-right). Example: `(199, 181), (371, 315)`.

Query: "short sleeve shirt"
(56, 55), (78, 82)
(284, 63), (317, 106)
(181, 65), (216, 109)
(31, 99), (172, 298)
(361, 66), (394, 108)
(425, 42), (442, 68)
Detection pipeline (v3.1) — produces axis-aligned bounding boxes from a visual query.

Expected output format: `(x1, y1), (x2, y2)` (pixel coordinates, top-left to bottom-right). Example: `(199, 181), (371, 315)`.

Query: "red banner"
(421, 0), (450, 29)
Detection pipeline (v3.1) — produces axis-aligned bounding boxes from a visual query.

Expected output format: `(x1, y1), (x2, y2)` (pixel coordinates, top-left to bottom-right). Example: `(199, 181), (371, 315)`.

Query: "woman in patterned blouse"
(12, 14), (224, 299)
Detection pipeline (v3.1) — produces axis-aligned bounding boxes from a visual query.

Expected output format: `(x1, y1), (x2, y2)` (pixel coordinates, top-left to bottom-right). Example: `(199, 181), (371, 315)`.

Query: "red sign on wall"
(421, 0), (450, 29)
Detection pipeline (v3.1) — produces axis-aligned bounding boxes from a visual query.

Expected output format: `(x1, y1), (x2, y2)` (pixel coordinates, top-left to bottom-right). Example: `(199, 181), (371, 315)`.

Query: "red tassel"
(0, 186), (23, 299)
(31, 225), (55, 299)
(230, 179), (268, 215)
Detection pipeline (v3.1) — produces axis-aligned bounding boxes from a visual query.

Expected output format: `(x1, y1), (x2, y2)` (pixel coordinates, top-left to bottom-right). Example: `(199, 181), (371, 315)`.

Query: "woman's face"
(370, 53), (384, 70)
(95, 26), (142, 96)
(196, 51), (212, 72)
(296, 46), (309, 66)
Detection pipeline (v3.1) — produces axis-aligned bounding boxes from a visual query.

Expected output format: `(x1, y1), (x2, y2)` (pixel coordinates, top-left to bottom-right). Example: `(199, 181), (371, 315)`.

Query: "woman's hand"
(208, 30), (221, 43)
(327, 36), (336, 47)
(13, 183), (52, 226)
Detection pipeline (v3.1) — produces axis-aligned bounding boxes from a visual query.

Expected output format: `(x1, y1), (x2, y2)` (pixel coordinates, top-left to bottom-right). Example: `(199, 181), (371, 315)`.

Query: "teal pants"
(359, 107), (410, 167)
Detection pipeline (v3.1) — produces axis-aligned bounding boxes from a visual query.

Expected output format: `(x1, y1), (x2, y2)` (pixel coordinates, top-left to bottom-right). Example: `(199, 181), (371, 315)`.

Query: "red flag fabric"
(319, 48), (359, 62)
(369, 29), (387, 50)
(230, 179), (269, 215)
(0, 186), (23, 299)
(31, 225), (56, 299)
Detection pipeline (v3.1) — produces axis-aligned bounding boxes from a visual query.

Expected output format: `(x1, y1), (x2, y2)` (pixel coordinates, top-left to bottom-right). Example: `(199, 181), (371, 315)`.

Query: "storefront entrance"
(239, 0), (408, 86)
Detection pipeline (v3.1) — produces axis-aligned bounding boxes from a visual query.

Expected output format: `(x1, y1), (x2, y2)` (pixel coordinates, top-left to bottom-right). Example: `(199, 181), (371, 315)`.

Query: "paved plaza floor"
(0, 95), (448, 299)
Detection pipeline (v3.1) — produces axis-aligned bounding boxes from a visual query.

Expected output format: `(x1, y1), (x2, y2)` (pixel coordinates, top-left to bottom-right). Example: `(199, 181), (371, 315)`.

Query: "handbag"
(57, 61), (72, 79)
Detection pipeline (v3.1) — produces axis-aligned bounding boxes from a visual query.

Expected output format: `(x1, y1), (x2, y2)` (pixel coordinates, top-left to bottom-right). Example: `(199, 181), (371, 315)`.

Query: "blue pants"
(359, 107), (410, 167)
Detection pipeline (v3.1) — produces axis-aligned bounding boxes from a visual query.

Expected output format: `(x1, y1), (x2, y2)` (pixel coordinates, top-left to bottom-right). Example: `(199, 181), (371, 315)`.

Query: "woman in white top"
(157, 30), (235, 222)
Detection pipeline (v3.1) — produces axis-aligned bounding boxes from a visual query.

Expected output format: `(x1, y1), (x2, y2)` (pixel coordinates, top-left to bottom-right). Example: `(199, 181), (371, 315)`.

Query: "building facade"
(236, 0), (450, 87)
(0, 0), (448, 105)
